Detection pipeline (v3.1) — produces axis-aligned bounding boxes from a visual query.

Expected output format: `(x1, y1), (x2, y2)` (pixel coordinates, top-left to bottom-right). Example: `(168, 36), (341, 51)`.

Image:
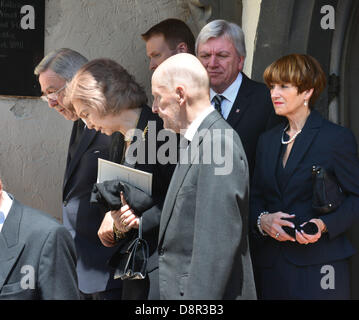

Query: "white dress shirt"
(0, 191), (13, 232)
(184, 106), (215, 142)
(210, 72), (243, 120)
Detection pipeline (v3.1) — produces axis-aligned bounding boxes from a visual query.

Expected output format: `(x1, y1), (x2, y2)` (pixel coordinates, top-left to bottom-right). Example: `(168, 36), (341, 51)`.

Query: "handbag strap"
(138, 216), (143, 239)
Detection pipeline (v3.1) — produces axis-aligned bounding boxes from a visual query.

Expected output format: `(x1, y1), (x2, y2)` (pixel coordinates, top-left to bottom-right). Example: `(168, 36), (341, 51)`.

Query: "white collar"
(183, 106), (215, 142)
(0, 191), (13, 231)
(210, 72), (243, 103)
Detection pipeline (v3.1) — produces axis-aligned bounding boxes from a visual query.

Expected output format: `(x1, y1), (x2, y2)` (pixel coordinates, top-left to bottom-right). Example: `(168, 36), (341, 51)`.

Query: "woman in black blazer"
(65, 58), (176, 300)
(250, 54), (359, 299)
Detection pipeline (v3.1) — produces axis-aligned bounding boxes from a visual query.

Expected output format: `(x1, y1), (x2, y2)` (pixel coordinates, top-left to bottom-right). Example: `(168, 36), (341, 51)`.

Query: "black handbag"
(108, 217), (149, 280)
(282, 217), (318, 238)
(312, 165), (345, 215)
(90, 179), (154, 214)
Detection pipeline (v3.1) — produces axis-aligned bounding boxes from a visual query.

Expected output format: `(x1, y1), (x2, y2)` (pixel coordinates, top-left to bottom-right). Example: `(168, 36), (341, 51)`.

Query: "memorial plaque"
(0, 0), (44, 97)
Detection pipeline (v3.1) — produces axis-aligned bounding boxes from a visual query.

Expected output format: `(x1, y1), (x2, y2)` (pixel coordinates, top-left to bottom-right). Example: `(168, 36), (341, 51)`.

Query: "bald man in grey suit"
(151, 53), (256, 300)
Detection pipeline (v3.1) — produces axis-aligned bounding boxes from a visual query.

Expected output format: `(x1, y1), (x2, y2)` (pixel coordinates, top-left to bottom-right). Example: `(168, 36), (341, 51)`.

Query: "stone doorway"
(340, 2), (359, 140)
(339, 0), (359, 300)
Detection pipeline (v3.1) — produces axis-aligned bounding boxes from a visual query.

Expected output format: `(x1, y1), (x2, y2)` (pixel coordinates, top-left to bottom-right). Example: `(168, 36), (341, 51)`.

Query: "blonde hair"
(65, 58), (147, 116)
(263, 54), (326, 108)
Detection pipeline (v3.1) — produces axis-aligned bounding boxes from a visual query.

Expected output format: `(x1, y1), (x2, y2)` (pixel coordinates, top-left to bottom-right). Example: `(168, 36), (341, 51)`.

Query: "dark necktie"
(212, 95), (224, 116)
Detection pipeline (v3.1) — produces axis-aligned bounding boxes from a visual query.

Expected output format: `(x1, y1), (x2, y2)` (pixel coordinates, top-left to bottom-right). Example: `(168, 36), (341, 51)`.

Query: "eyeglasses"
(41, 84), (67, 102)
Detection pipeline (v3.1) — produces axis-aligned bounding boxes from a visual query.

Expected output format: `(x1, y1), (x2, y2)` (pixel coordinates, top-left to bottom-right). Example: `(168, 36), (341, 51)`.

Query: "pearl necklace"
(281, 124), (302, 144)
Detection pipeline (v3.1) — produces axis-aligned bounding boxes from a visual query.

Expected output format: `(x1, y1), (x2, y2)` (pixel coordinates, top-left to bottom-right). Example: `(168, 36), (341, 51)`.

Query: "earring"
(304, 100), (308, 107)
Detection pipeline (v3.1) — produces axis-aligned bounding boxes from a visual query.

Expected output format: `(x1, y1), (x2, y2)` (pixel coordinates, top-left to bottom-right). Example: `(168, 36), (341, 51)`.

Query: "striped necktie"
(212, 95), (224, 116)
(0, 211), (5, 225)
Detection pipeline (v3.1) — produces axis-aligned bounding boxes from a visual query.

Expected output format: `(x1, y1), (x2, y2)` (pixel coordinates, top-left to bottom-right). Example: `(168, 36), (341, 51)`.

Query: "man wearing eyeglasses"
(40, 83), (74, 120)
(34, 48), (122, 300)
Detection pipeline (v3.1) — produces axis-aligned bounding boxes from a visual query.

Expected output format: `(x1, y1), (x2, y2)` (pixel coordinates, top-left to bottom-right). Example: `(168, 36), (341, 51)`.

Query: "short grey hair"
(34, 48), (88, 81)
(195, 19), (246, 58)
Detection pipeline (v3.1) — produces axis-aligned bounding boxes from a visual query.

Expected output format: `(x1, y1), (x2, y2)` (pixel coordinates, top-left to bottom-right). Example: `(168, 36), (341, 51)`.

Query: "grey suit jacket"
(158, 110), (257, 300)
(0, 198), (80, 300)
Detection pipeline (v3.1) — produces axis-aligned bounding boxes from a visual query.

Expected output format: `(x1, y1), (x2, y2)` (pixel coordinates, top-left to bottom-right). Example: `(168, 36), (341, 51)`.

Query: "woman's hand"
(260, 211), (296, 242)
(295, 218), (326, 245)
(111, 192), (139, 233)
(98, 211), (117, 247)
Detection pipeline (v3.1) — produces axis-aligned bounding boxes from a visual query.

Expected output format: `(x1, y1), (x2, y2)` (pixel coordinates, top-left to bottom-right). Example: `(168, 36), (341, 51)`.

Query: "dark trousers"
(80, 288), (123, 300)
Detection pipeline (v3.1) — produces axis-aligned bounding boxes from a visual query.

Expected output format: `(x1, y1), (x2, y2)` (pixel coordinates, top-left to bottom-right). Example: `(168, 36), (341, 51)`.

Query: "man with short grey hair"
(196, 20), (281, 176)
(34, 48), (87, 120)
(35, 48), (122, 299)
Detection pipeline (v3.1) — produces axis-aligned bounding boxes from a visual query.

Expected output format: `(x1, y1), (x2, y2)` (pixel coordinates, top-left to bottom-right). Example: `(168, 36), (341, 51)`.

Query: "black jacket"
(226, 73), (282, 177)
(109, 105), (176, 299)
(62, 119), (120, 293)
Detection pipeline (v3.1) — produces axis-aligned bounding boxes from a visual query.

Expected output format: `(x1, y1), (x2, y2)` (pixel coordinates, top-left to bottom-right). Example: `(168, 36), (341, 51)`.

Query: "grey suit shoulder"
(0, 199), (80, 300)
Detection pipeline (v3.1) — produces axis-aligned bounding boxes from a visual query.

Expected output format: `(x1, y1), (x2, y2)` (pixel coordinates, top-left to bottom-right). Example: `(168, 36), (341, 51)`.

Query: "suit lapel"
(0, 199), (25, 290)
(0, 237), (24, 290)
(226, 73), (252, 129)
(281, 110), (322, 190)
(158, 145), (193, 242)
(65, 121), (79, 170)
(266, 124), (286, 195)
(63, 125), (97, 191)
(159, 111), (221, 242)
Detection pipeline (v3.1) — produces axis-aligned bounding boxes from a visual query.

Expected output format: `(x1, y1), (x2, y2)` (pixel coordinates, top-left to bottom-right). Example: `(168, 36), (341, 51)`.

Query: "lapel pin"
(236, 109), (240, 113)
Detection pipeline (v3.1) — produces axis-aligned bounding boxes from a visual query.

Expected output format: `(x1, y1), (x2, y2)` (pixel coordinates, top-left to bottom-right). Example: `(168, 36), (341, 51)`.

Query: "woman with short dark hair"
(250, 54), (359, 299)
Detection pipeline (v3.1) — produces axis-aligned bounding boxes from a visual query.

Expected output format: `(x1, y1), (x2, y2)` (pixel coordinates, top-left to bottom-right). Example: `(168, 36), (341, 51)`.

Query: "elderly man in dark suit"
(35, 49), (122, 299)
(196, 19), (281, 177)
(0, 178), (79, 300)
(151, 53), (256, 300)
